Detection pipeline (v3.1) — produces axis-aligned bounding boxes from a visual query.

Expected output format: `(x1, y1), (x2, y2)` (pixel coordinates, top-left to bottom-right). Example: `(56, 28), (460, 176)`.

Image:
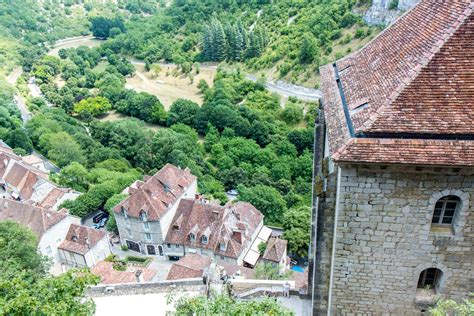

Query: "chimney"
(128, 187), (137, 195)
(135, 270), (143, 283)
(233, 231), (242, 244)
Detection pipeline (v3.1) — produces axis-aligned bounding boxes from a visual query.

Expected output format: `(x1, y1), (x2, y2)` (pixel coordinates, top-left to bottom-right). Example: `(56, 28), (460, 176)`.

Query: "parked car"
(226, 189), (239, 196)
(93, 212), (108, 223)
(93, 217), (108, 229)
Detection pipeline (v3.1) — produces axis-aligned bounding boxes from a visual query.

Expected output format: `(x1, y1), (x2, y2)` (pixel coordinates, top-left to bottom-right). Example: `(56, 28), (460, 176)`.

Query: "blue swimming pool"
(291, 266), (304, 273)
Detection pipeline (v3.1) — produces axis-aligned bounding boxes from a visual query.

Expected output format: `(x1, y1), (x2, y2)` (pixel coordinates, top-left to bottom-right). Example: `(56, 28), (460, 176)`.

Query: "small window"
(432, 196), (460, 225)
(145, 233), (152, 241)
(220, 255), (225, 261)
(201, 235), (208, 244)
(189, 233), (196, 242)
(121, 207), (128, 219)
(167, 243), (171, 248)
(143, 222), (150, 229)
(45, 246), (52, 255)
(140, 210), (147, 222)
(219, 242), (226, 251)
(175, 244), (180, 249)
(418, 268), (442, 290)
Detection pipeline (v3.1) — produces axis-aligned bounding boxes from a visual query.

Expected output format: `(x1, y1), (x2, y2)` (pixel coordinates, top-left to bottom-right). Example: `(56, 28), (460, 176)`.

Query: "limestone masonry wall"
(330, 164), (473, 314)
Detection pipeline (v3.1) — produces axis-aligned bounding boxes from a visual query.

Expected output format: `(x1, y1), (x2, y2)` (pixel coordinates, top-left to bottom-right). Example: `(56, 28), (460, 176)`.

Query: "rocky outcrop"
(363, 0), (420, 25)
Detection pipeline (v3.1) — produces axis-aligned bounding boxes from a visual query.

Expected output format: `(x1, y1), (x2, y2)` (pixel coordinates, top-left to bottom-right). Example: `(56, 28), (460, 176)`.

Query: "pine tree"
(213, 19), (227, 61)
(203, 25), (214, 61)
(235, 28), (244, 61)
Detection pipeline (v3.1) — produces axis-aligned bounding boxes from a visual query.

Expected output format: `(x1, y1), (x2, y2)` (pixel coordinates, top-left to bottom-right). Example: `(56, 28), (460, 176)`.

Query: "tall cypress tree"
(235, 28), (244, 61)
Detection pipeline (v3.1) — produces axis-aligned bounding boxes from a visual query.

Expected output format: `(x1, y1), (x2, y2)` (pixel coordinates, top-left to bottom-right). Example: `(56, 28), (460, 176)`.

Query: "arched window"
(121, 207), (128, 219)
(417, 268), (443, 290)
(432, 195), (460, 225)
(189, 233), (195, 242)
(140, 210), (147, 222)
(201, 235), (208, 244)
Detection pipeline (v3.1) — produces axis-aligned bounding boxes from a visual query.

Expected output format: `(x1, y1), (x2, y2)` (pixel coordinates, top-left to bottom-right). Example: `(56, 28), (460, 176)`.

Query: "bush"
(121, 245), (128, 251)
(389, 0), (399, 10)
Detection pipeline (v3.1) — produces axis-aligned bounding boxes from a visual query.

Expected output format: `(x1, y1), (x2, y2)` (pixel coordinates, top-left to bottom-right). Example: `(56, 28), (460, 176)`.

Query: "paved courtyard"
(110, 244), (174, 281)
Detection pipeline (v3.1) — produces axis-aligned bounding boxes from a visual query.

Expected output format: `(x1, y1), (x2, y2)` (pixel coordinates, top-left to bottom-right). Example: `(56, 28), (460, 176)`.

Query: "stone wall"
(87, 279), (205, 297)
(328, 164), (473, 314)
(363, 0), (420, 25)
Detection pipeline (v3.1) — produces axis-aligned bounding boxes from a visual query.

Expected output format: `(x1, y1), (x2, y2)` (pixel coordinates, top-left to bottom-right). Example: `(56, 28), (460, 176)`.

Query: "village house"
(163, 198), (268, 266)
(58, 224), (111, 269)
(261, 237), (289, 274)
(0, 142), (80, 210)
(310, 0), (473, 314)
(113, 164), (197, 256)
(0, 198), (80, 275)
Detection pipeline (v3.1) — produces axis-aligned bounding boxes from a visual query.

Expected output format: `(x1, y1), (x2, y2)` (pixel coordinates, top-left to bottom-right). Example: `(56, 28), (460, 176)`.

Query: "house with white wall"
(0, 198), (80, 275)
(58, 224), (111, 269)
(113, 164), (197, 256)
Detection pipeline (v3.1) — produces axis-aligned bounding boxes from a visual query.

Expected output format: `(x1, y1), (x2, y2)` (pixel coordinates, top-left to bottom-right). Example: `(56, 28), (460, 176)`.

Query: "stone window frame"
(413, 262), (451, 305)
(428, 190), (469, 236)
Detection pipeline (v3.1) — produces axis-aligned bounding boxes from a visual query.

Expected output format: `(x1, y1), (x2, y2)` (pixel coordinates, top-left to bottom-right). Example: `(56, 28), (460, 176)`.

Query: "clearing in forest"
(126, 63), (215, 110)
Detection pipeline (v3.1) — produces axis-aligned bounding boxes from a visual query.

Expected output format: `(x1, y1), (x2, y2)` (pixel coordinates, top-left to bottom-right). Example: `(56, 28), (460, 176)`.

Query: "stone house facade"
(163, 198), (265, 265)
(113, 164), (197, 256)
(310, 0), (473, 314)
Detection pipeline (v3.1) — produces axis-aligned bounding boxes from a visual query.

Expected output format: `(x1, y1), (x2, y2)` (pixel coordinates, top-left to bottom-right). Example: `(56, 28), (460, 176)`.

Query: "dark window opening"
(432, 195), (460, 225)
(417, 268), (442, 290)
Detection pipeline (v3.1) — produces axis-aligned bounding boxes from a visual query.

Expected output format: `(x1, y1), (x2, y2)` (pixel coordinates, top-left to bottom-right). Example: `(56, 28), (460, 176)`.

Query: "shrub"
(389, 0), (399, 10)
(121, 244), (128, 251)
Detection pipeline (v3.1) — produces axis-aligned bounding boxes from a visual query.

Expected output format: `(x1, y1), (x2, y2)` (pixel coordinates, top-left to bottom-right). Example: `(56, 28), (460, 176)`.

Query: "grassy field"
(126, 63), (216, 110)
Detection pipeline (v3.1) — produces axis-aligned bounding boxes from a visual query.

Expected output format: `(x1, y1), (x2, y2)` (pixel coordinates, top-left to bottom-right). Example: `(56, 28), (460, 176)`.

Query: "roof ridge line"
(355, 4), (473, 134)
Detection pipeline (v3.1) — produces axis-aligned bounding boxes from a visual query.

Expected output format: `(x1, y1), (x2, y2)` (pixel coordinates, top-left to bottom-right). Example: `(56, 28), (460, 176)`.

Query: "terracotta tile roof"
(165, 199), (263, 259)
(113, 164), (196, 220)
(0, 198), (67, 238)
(91, 261), (156, 285)
(58, 224), (107, 255)
(166, 254), (211, 280)
(38, 188), (66, 209)
(320, 0), (474, 166)
(262, 237), (287, 263)
(218, 261), (256, 279)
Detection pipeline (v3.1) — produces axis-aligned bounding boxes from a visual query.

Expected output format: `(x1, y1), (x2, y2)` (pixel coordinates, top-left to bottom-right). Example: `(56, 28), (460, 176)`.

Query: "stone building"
(310, 0), (473, 314)
(163, 198), (266, 266)
(113, 164), (197, 256)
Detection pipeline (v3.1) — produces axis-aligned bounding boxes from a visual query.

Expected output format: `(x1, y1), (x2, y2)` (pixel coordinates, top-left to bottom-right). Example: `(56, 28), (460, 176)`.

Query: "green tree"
(167, 99), (200, 127)
(0, 269), (99, 315)
(56, 162), (89, 192)
(429, 295), (474, 316)
(7, 128), (33, 153)
(238, 184), (287, 225)
(282, 206), (311, 258)
(299, 33), (318, 64)
(280, 103), (304, 125)
(174, 293), (293, 315)
(45, 132), (86, 167)
(74, 96), (112, 119)
(0, 221), (47, 277)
